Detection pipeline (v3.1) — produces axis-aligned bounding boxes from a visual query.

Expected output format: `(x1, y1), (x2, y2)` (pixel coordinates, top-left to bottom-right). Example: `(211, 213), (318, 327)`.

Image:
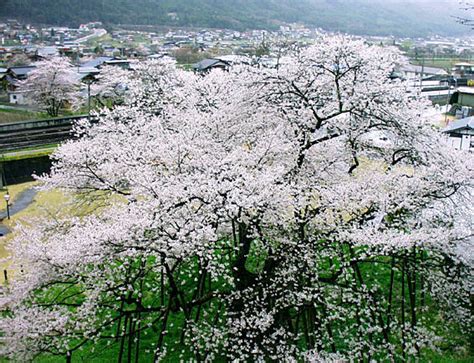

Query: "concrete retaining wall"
(1, 156), (52, 186)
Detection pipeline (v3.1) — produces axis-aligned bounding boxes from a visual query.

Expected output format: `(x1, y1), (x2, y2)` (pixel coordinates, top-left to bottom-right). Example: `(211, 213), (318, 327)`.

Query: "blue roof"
(9, 66), (36, 77)
(442, 116), (474, 133)
(193, 58), (229, 71)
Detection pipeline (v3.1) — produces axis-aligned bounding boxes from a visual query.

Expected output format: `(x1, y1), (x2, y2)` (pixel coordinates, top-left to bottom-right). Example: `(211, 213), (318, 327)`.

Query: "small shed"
(8, 89), (28, 104)
(450, 87), (474, 108)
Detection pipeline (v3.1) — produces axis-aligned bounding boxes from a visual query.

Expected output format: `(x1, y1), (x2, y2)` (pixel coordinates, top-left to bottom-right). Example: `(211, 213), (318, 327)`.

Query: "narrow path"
(0, 188), (38, 236)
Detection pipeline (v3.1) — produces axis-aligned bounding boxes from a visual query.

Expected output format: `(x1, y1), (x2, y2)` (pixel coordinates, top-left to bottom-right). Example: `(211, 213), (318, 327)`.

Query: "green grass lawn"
(0, 182), (127, 284)
(0, 182), (471, 362)
(410, 57), (471, 72)
(0, 182), (74, 283)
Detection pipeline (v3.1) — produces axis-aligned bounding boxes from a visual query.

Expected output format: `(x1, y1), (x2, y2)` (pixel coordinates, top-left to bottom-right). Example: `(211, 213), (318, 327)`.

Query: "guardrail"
(0, 115), (90, 152)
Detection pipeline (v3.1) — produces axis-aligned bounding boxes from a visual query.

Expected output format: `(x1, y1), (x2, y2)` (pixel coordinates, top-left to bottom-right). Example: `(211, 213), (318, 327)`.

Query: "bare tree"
(456, 0), (474, 28)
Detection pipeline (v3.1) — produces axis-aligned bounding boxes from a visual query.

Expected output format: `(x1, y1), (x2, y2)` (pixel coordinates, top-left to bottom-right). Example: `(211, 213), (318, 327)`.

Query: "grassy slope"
(0, 173), (471, 362)
(0, 108), (41, 124)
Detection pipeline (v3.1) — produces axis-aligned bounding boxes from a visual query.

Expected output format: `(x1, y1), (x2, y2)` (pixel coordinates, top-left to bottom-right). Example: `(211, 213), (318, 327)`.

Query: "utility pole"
(444, 86), (454, 125)
(87, 80), (91, 119)
(419, 57), (425, 90)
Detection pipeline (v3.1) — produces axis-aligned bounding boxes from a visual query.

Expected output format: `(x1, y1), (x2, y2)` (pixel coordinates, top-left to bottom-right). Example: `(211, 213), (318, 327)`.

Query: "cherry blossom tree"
(18, 57), (83, 117)
(1, 36), (472, 362)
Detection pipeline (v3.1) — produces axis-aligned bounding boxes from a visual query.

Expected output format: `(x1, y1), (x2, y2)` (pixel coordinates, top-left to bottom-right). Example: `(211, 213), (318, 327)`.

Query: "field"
(410, 57), (472, 72)
(86, 32), (152, 50)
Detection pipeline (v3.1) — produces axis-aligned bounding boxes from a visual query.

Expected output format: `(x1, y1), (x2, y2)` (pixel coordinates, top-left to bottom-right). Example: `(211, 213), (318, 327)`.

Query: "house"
(398, 64), (448, 81)
(442, 116), (474, 151)
(192, 58), (230, 73)
(4, 65), (36, 104)
(77, 57), (134, 80)
(36, 46), (59, 59)
(80, 56), (113, 69)
(7, 65), (36, 80)
(421, 88), (453, 105)
(104, 59), (133, 70)
(257, 56), (279, 68)
(103, 47), (122, 57)
(215, 55), (251, 65)
(147, 54), (176, 63)
(452, 62), (474, 77)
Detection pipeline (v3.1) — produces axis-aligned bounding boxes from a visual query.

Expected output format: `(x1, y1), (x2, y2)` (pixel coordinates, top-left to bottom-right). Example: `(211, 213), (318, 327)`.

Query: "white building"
(442, 117), (474, 151)
(8, 90), (28, 104)
(399, 64), (448, 81)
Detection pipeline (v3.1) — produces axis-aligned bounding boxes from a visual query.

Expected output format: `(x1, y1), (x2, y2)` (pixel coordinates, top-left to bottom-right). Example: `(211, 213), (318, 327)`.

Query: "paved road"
(75, 28), (107, 44)
(0, 188), (38, 236)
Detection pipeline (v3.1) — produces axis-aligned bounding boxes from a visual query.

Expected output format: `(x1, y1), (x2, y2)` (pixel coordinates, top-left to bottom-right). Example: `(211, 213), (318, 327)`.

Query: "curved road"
(0, 188), (38, 236)
(75, 28), (107, 44)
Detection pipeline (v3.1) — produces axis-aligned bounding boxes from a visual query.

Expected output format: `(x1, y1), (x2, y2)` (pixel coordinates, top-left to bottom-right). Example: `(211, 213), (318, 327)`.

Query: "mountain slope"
(0, 0), (469, 36)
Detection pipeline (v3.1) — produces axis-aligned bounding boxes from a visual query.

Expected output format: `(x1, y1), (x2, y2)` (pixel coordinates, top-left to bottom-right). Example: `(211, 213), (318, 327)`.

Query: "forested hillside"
(0, 0), (469, 36)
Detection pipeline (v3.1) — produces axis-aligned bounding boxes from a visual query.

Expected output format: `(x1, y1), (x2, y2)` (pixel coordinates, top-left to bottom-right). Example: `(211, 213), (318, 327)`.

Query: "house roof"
(457, 86), (474, 95)
(421, 89), (452, 97)
(400, 64), (448, 76)
(77, 66), (101, 74)
(215, 55), (251, 64)
(147, 54), (176, 63)
(442, 116), (474, 133)
(193, 58), (230, 71)
(37, 46), (59, 58)
(104, 60), (131, 65)
(81, 57), (113, 69)
(4, 74), (18, 86)
(8, 65), (36, 78)
(72, 72), (91, 82)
